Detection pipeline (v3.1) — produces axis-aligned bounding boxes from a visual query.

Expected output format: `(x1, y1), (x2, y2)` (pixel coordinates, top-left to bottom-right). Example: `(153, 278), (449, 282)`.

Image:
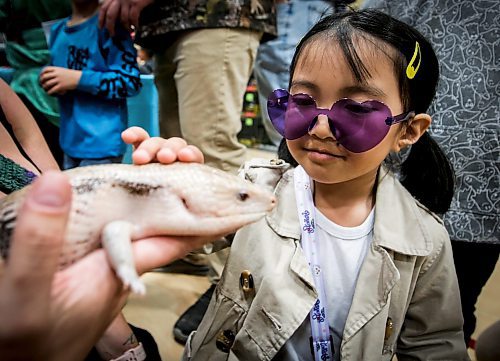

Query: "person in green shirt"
(0, 0), (72, 167)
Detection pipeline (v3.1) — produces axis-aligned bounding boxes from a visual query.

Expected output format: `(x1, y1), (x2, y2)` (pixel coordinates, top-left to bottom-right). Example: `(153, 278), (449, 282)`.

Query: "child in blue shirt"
(40, 0), (141, 170)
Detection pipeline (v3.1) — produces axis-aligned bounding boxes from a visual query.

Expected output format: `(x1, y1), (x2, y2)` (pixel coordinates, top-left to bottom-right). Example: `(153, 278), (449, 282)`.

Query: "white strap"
(294, 166), (334, 361)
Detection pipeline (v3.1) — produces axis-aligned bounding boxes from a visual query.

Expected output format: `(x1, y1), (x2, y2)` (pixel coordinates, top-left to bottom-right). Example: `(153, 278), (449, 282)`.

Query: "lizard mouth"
(208, 212), (267, 231)
(168, 212), (268, 237)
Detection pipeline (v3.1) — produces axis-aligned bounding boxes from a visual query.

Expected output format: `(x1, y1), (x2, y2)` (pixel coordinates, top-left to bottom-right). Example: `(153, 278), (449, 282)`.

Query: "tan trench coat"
(184, 159), (469, 361)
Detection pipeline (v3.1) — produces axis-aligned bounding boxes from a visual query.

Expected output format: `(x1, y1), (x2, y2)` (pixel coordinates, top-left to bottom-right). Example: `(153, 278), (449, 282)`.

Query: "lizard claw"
(117, 266), (146, 295)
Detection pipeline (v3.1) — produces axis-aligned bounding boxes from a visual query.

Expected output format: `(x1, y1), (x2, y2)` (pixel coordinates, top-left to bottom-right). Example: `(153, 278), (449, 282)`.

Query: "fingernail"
(31, 175), (67, 208)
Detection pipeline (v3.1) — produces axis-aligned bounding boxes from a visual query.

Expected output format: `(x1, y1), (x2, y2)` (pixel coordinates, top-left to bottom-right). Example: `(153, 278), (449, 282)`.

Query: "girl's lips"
(305, 147), (345, 159)
(305, 148), (346, 162)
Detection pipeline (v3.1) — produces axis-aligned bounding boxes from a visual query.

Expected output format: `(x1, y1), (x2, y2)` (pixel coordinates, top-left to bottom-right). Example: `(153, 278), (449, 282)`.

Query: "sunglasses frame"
(267, 89), (415, 152)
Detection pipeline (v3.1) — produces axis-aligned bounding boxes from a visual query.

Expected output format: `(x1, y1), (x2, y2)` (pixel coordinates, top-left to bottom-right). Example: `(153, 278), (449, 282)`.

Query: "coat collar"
(266, 166), (434, 256)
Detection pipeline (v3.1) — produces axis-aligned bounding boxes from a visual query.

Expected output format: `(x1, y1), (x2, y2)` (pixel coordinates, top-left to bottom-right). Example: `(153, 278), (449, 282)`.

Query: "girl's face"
(287, 38), (406, 185)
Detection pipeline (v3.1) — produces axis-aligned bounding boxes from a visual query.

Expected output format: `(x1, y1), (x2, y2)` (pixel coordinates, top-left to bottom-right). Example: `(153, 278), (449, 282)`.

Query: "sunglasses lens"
(268, 90), (318, 139)
(332, 99), (392, 153)
(284, 93), (318, 139)
(267, 89), (289, 137)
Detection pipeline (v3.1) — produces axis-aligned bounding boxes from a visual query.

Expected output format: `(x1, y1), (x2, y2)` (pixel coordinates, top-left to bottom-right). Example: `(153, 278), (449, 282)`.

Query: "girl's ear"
(395, 113), (431, 152)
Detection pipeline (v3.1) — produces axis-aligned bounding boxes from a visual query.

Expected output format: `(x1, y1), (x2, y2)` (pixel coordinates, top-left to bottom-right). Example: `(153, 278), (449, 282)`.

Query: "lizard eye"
(239, 191), (249, 202)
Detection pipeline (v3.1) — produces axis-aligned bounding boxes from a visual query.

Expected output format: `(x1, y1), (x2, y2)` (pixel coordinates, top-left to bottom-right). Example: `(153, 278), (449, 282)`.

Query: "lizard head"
(156, 163), (277, 235)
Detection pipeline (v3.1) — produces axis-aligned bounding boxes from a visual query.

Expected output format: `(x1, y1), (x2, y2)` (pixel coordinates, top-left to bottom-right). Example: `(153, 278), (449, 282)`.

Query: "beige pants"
(154, 27), (262, 174)
(154, 28), (262, 279)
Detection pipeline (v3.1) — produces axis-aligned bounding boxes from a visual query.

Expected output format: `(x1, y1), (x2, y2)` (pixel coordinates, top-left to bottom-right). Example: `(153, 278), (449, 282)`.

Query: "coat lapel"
(342, 243), (399, 343)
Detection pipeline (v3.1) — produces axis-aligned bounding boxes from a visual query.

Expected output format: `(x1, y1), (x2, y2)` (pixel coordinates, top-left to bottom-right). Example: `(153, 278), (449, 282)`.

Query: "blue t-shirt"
(49, 14), (141, 159)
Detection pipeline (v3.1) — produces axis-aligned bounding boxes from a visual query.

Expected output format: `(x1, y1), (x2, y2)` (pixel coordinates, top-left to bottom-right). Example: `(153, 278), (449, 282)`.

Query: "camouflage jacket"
(136, 0), (276, 50)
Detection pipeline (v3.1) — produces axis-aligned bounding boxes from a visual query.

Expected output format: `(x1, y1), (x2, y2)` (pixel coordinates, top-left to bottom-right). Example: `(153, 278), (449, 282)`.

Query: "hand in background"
(122, 126), (205, 165)
(39, 66), (82, 95)
(99, 0), (154, 36)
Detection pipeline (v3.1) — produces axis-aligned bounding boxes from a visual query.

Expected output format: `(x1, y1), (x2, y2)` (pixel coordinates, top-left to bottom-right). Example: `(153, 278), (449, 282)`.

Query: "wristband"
(110, 342), (146, 361)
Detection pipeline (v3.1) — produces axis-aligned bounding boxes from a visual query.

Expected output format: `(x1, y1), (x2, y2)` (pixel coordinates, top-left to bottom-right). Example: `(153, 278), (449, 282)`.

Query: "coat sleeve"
(396, 227), (470, 361)
(76, 26), (141, 99)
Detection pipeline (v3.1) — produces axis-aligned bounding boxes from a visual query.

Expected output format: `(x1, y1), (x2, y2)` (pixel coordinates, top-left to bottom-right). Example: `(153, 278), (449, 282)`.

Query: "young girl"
(178, 9), (468, 361)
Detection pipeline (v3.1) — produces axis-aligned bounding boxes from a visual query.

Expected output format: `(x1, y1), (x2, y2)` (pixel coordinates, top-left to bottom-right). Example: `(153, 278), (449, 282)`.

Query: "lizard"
(0, 162), (276, 295)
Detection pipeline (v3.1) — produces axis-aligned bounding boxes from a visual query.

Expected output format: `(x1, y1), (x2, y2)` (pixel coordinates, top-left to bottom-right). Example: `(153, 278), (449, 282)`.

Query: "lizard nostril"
(239, 191), (249, 202)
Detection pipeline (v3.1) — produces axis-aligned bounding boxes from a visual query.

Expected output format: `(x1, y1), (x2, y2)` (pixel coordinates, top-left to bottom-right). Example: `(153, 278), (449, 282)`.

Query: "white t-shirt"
(274, 207), (374, 361)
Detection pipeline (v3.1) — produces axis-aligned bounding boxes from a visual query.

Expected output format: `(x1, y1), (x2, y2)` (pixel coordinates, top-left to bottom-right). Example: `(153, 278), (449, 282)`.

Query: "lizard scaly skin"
(0, 162), (276, 294)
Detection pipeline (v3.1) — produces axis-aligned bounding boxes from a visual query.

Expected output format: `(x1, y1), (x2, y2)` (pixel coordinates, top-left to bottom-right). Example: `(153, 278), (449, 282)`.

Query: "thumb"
(6, 171), (72, 299)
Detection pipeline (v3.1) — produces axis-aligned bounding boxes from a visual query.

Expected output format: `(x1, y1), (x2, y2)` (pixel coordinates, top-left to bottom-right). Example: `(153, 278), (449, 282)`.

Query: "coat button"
(216, 329), (235, 353)
(239, 270), (254, 294)
(270, 159), (284, 165)
(384, 317), (394, 341)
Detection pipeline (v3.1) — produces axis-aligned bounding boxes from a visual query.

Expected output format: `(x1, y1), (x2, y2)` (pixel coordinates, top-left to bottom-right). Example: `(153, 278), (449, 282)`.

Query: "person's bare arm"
(0, 79), (59, 172)
(94, 313), (140, 360)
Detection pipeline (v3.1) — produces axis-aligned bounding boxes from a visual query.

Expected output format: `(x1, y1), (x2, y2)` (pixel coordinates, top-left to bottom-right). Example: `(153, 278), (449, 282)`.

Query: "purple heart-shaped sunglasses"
(267, 89), (415, 153)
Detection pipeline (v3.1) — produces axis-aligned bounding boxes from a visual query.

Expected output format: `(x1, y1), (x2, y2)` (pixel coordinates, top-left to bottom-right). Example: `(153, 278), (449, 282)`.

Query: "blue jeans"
(254, 0), (333, 146)
(63, 154), (123, 170)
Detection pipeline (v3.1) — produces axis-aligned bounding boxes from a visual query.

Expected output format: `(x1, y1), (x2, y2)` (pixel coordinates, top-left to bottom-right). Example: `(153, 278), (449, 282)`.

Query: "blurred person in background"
(0, 0), (71, 168)
(362, 0), (500, 347)
(41, 0), (141, 170)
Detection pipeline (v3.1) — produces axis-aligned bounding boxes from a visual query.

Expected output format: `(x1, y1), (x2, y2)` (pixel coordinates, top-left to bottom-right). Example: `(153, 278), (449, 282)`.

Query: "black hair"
(278, 9), (455, 214)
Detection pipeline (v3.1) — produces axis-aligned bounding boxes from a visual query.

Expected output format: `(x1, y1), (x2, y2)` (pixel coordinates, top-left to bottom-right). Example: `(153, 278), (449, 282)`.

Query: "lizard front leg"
(101, 220), (145, 295)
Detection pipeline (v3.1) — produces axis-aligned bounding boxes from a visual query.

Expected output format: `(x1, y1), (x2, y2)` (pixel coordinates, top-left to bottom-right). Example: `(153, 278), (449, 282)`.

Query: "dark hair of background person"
(277, 9), (455, 214)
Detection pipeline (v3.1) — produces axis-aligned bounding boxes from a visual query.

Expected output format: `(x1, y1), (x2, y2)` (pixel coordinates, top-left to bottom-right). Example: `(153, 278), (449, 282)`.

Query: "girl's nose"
(308, 114), (335, 139)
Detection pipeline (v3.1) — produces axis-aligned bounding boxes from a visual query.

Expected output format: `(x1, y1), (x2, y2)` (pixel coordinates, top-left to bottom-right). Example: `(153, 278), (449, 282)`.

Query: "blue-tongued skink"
(0, 162), (276, 294)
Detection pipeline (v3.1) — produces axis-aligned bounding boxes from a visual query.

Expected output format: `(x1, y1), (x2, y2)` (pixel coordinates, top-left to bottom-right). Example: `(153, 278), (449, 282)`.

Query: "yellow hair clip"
(406, 41), (421, 79)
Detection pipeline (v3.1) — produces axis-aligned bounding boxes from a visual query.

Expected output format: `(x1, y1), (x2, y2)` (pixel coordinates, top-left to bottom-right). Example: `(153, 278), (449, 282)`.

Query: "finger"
(137, 136), (192, 165)
(129, 0), (153, 28)
(39, 70), (56, 84)
(175, 145), (205, 164)
(98, 0), (113, 28)
(40, 66), (55, 74)
(121, 126), (150, 148)
(133, 235), (221, 275)
(7, 171), (72, 300)
(47, 84), (61, 96)
(129, 4), (141, 29)
(104, 0), (121, 36)
(41, 78), (59, 91)
(131, 136), (178, 165)
(120, 1), (131, 31)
